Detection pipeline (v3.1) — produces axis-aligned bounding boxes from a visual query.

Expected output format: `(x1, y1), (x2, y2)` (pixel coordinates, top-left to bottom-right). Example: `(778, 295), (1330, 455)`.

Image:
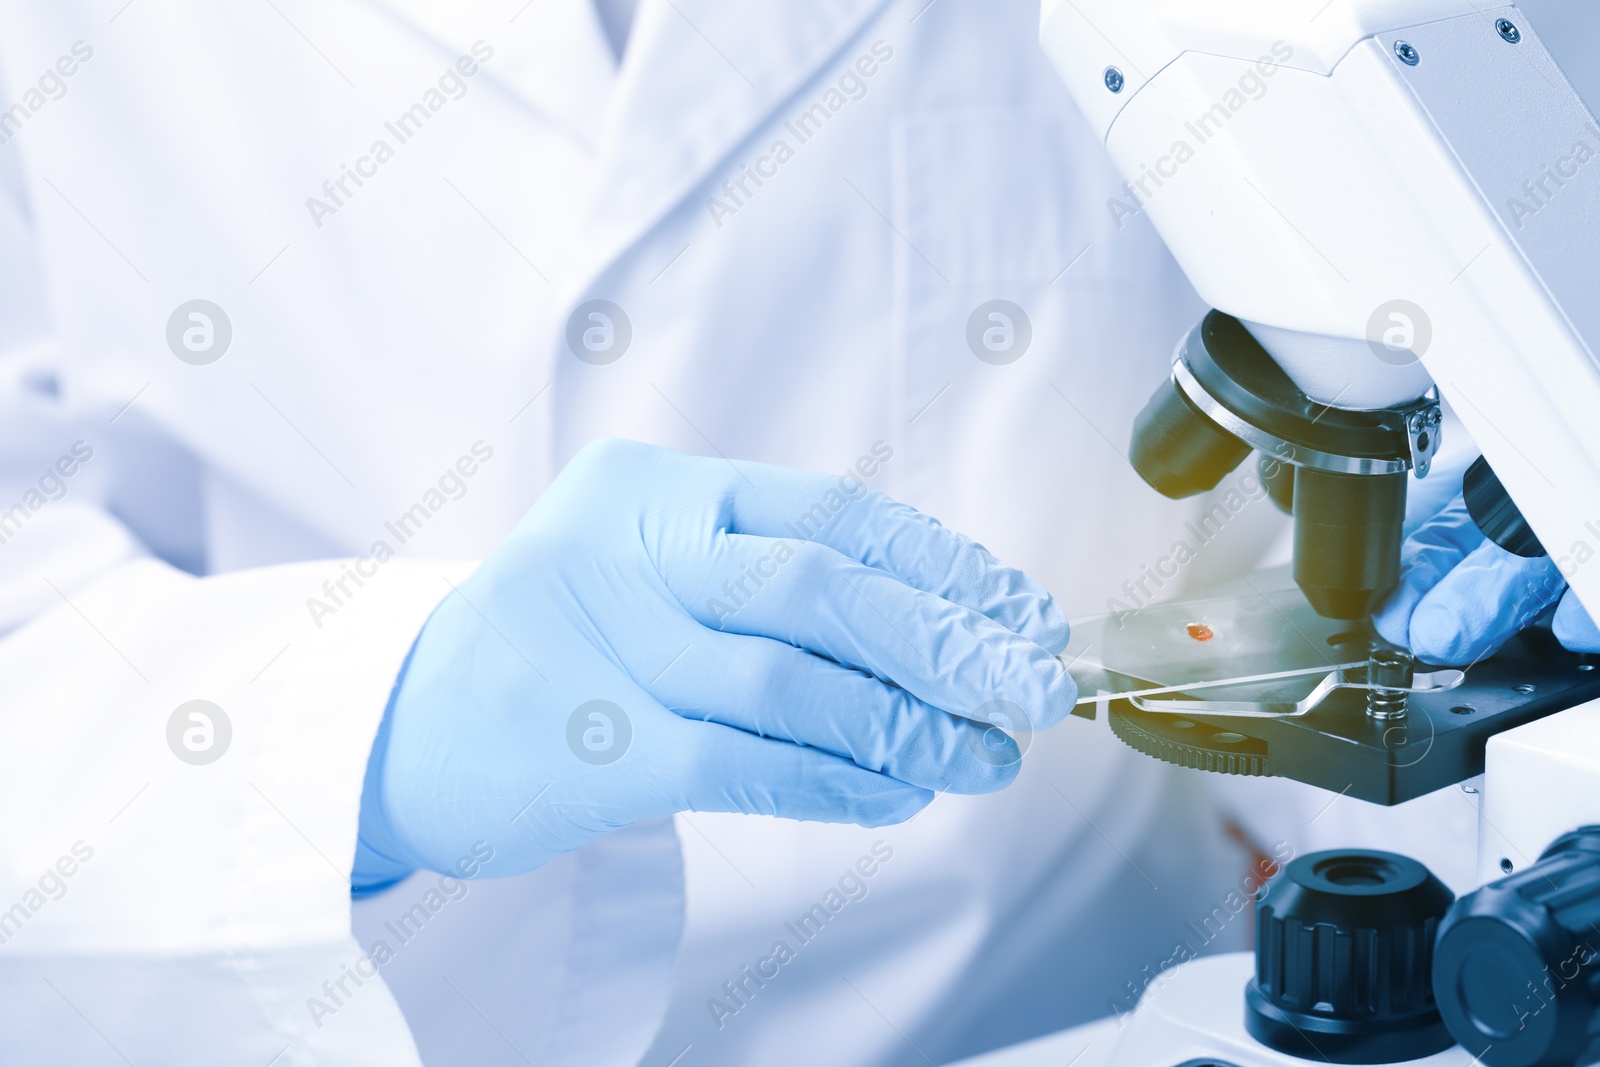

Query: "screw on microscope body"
(1395, 41), (1421, 66)
(1367, 648), (1414, 720)
(1104, 67), (1125, 93)
(1514, 683), (1537, 695)
(1497, 19), (1522, 44)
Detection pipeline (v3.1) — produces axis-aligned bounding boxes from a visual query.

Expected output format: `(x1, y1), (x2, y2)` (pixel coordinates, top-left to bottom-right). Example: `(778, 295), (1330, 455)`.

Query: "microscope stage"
(1065, 569), (1600, 804)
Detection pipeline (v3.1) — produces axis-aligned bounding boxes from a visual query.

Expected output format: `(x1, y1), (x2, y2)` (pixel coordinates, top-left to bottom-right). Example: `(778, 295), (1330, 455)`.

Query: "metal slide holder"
(1126, 656), (1465, 720)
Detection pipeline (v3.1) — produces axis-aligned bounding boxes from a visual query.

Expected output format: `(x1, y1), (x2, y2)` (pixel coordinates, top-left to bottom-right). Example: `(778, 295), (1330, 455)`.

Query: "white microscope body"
(1040, 0), (1600, 610)
(1037, 3), (1600, 1064)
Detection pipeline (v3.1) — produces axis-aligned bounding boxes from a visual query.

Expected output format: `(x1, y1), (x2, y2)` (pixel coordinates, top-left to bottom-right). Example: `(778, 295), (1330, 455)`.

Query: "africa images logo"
(566, 700), (633, 766)
(566, 300), (633, 365)
(1366, 300), (1432, 367)
(966, 300), (1032, 365)
(166, 300), (233, 365)
(703, 40), (895, 229)
(166, 700), (231, 766)
(1105, 41), (1294, 228)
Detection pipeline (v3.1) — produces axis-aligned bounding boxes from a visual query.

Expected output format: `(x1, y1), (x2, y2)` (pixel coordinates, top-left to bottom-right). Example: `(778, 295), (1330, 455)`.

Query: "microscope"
(1038, 2), (1600, 1063)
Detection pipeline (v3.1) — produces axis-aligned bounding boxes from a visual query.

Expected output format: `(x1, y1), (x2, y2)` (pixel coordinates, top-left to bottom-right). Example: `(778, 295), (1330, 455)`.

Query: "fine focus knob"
(1434, 827), (1600, 1066)
(1246, 850), (1457, 1063)
(1463, 455), (1547, 558)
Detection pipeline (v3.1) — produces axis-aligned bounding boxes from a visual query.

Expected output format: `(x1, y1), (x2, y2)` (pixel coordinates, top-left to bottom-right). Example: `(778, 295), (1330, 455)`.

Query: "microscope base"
(1093, 953), (1470, 1067)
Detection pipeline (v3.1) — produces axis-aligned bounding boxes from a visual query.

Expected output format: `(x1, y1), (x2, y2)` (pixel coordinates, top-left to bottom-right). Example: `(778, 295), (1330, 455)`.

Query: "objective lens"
(1128, 375), (1251, 499)
(1258, 452), (1295, 515)
(1294, 468), (1407, 620)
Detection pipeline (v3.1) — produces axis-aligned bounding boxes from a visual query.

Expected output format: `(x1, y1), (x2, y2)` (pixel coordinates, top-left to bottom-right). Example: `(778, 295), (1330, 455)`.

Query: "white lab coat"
(5, 0), (1589, 1064)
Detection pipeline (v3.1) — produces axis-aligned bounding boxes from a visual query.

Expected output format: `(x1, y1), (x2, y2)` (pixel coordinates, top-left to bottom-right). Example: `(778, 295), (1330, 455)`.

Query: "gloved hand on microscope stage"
(1375, 491), (1600, 664)
(351, 439), (1076, 895)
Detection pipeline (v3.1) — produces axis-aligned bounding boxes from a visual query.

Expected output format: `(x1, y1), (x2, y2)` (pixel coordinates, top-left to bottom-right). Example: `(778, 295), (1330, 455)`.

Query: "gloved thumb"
(1554, 589), (1600, 654)
(1374, 494), (1485, 651)
(1400, 539), (1564, 665)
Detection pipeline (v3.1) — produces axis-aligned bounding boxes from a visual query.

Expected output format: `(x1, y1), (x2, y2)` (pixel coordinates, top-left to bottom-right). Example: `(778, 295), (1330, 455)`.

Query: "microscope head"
(1130, 311), (1439, 619)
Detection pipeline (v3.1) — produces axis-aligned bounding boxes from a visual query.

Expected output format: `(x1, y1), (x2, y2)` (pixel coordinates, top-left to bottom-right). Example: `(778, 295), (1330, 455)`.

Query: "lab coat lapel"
(356, 0), (617, 149)
(567, 0), (894, 299)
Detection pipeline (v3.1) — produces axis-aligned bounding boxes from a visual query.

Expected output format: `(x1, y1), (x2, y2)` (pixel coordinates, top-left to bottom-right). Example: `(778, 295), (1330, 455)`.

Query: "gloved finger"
(1554, 590), (1600, 653)
(723, 464), (1069, 653)
(672, 532), (1077, 730)
(1399, 539), (1564, 665)
(646, 628), (1024, 794)
(1374, 494), (1491, 649)
(656, 717), (935, 827)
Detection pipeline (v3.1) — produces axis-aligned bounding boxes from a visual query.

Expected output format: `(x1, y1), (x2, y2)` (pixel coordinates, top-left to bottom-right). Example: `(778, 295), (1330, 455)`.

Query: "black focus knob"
(1434, 827), (1600, 1066)
(1464, 455), (1547, 558)
(1246, 850), (1457, 1063)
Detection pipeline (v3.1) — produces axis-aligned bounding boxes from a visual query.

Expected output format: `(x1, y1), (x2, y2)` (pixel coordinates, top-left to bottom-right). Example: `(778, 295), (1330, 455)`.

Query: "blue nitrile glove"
(352, 439), (1074, 893)
(1554, 590), (1600, 652)
(1374, 491), (1578, 664)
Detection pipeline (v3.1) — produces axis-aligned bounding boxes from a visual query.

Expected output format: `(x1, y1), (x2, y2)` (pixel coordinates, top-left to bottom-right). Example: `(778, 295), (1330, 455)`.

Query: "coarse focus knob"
(1434, 827), (1600, 1066)
(1463, 456), (1547, 558)
(1246, 850), (1457, 1063)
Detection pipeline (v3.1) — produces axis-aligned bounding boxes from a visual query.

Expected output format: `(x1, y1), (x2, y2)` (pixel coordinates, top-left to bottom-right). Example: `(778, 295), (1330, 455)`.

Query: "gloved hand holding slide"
(353, 439), (1076, 893)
